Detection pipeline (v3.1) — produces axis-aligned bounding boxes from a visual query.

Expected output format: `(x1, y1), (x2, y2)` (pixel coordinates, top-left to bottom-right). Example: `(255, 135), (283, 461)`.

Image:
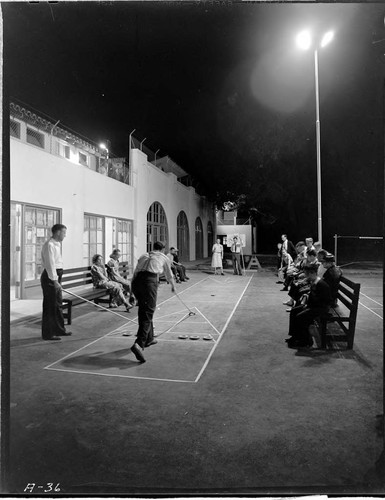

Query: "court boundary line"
(44, 366), (196, 383)
(194, 275), (253, 383)
(359, 301), (383, 320)
(359, 292), (382, 307)
(44, 275), (251, 382)
(195, 307), (220, 335)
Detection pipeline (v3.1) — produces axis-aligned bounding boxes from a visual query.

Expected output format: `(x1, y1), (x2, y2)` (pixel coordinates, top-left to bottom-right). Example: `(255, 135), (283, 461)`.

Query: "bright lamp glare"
(296, 30), (311, 50)
(99, 143), (107, 150)
(321, 31), (334, 48)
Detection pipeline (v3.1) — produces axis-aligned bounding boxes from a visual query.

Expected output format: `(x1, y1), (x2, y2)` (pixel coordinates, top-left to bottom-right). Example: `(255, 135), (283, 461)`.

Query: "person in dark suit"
(322, 253), (342, 306)
(286, 263), (331, 349)
(280, 234), (297, 261)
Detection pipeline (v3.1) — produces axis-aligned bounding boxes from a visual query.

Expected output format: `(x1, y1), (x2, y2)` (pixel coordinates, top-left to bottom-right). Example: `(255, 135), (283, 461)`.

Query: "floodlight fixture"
(296, 30), (311, 50)
(321, 31), (334, 48)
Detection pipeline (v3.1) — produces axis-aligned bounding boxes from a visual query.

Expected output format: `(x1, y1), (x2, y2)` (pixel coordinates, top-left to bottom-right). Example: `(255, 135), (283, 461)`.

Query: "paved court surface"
(45, 275), (252, 383)
(8, 269), (384, 495)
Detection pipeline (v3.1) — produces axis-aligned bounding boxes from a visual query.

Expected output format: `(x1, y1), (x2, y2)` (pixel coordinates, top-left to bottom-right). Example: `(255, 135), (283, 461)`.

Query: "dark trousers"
(232, 253), (242, 275)
(41, 269), (66, 339)
(175, 263), (187, 280)
(288, 305), (327, 344)
(131, 271), (158, 348)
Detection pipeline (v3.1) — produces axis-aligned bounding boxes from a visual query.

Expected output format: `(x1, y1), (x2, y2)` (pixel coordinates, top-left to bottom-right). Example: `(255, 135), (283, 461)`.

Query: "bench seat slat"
(338, 283), (356, 302)
(336, 293), (353, 310)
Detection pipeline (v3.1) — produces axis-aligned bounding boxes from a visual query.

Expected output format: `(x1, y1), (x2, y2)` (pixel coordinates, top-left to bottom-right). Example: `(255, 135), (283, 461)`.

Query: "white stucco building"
(10, 103), (216, 299)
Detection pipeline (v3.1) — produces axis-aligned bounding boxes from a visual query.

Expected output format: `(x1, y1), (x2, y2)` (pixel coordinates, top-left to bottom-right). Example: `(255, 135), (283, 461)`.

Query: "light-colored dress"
(211, 243), (223, 268)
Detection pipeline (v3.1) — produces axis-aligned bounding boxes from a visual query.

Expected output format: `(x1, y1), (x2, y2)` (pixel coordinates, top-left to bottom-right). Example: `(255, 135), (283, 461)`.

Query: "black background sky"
(4, 1), (385, 252)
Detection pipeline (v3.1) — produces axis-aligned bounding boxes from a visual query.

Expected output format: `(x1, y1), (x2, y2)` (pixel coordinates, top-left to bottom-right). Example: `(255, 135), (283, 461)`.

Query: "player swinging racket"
(130, 241), (176, 363)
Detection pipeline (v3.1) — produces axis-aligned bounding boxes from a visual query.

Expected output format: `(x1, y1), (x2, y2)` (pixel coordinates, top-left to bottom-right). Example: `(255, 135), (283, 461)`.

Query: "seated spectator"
(281, 241), (306, 291)
(169, 247), (189, 282)
(304, 237), (316, 256)
(90, 254), (132, 311)
(276, 243), (283, 272)
(106, 249), (132, 296)
(322, 253), (342, 306)
(283, 249), (319, 307)
(166, 249), (181, 283)
(278, 248), (294, 283)
(286, 263), (331, 349)
(316, 248), (328, 277)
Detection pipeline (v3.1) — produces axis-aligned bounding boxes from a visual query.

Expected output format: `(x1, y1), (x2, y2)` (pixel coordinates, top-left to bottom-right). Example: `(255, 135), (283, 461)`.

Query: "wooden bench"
(319, 275), (361, 349)
(61, 261), (130, 325)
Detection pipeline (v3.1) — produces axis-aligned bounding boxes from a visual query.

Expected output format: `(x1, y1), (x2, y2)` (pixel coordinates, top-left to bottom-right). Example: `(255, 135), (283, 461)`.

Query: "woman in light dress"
(211, 238), (224, 275)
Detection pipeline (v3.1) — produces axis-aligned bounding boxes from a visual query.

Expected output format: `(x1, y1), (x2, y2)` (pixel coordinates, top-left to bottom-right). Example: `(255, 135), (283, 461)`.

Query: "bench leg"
(320, 319), (327, 349)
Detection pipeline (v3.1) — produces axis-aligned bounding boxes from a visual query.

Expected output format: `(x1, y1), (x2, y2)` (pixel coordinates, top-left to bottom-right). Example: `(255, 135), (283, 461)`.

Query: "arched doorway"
(195, 217), (203, 260)
(207, 221), (214, 255)
(147, 202), (168, 252)
(177, 211), (189, 261)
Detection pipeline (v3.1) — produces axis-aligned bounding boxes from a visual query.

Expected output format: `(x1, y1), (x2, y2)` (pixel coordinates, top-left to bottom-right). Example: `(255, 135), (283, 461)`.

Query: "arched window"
(195, 217), (204, 260)
(177, 211), (190, 261)
(207, 221), (214, 255)
(147, 202), (168, 252)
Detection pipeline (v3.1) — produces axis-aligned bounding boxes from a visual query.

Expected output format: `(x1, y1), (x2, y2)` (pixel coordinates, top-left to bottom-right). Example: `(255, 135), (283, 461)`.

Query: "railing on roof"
(130, 133), (193, 188)
(10, 100), (131, 186)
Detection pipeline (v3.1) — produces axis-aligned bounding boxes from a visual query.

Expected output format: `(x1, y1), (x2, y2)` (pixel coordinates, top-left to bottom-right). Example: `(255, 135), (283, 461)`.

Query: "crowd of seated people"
(276, 236), (342, 349)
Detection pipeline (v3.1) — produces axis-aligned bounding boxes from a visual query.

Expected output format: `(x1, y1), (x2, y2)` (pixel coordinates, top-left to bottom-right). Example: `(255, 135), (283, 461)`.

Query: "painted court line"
(44, 366), (195, 383)
(359, 301), (383, 320)
(194, 275), (253, 383)
(44, 334), (111, 370)
(195, 307), (220, 335)
(360, 292), (383, 307)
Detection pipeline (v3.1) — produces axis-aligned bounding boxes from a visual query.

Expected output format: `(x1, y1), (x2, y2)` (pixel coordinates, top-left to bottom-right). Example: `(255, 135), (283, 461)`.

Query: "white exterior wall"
(132, 149), (215, 261)
(11, 120), (215, 298)
(11, 139), (135, 270)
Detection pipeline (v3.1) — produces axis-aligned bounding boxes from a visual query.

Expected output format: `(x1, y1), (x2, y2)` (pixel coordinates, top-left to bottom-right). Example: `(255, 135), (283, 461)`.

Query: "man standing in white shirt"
(40, 224), (71, 341)
(130, 241), (175, 363)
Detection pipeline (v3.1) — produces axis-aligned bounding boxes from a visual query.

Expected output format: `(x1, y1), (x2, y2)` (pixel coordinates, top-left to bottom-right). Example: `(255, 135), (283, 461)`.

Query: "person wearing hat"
(168, 247), (189, 282)
(322, 254), (342, 307)
(130, 241), (176, 363)
(286, 263), (331, 349)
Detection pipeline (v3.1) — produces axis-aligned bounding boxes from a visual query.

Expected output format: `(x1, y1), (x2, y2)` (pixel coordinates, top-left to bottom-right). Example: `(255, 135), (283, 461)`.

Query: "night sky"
(4, 2), (385, 252)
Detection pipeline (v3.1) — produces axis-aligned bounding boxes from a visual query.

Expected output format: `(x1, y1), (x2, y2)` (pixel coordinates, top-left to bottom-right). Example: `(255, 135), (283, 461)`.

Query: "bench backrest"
(62, 261), (129, 289)
(337, 275), (361, 312)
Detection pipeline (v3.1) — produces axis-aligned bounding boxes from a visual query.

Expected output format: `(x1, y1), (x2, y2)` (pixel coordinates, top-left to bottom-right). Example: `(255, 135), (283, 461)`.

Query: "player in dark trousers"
(40, 224), (71, 341)
(130, 241), (175, 363)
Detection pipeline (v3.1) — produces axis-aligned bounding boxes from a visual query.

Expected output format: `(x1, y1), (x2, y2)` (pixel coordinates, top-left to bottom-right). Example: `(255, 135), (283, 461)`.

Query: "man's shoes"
(283, 300), (293, 306)
(221, 273), (224, 276)
(59, 331), (72, 336)
(43, 336), (61, 341)
(110, 303), (118, 309)
(280, 287), (288, 291)
(286, 308), (292, 312)
(131, 344), (146, 363)
(145, 340), (158, 347)
(125, 303), (134, 312)
(276, 281), (283, 284)
(185, 277), (190, 280)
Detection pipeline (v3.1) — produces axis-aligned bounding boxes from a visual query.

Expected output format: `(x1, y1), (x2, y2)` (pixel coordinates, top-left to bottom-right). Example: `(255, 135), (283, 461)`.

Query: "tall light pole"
(296, 29), (334, 248)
